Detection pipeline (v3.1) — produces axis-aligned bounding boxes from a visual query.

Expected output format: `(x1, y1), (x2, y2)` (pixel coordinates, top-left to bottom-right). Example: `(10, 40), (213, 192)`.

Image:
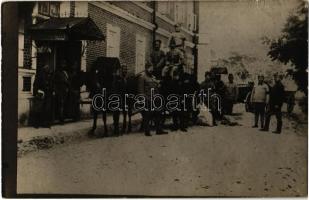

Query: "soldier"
(163, 39), (185, 78)
(224, 74), (238, 115)
(200, 71), (218, 126)
(170, 68), (187, 132)
(138, 63), (168, 136)
(168, 23), (186, 59)
(250, 75), (269, 129)
(213, 72), (226, 120)
(33, 64), (54, 128)
(261, 74), (285, 134)
(54, 60), (70, 124)
(150, 39), (166, 79)
(68, 61), (83, 121)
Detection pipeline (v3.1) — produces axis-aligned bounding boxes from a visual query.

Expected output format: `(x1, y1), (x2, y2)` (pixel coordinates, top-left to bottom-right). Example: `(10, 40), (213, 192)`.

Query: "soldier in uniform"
(163, 39), (185, 78)
(224, 74), (238, 115)
(54, 60), (70, 124)
(68, 61), (83, 121)
(33, 64), (54, 128)
(170, 68), (187, 132)
(168, 23), (186, 64)
(200, 71), (218, 126)
(150, 40), (166, 79)
(261, 74), (285, 134)
(138, 63), (168, 136)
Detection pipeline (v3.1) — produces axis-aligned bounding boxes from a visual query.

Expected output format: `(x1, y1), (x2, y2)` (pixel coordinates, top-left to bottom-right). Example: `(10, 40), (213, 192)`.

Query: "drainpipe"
(152, 1), (158, 49)
(193, 1), (199, 79)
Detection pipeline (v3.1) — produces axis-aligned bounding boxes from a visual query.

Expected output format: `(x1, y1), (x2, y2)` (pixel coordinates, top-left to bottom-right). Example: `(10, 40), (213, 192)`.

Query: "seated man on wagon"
(162, 39), (185, 79)
(150, 39), (166, 80)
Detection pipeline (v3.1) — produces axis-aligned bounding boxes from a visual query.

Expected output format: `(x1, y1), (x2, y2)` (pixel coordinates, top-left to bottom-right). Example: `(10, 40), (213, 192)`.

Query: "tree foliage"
(263, 1), (308, 94)
(213, 52), (256, 81)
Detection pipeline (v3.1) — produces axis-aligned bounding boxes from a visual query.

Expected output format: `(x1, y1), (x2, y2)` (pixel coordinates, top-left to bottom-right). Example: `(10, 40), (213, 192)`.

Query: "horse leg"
(102, 111), (108, 137)
(122, 110), (127, 134)
(113, 111), (120, 136)
(89, 112), (97, 136)
(128, 108), (132, 133)
(139, 112), (145, 132)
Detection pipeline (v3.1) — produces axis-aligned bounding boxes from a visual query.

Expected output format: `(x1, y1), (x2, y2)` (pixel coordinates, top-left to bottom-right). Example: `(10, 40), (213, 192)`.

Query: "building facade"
(17, 1), (199, 125)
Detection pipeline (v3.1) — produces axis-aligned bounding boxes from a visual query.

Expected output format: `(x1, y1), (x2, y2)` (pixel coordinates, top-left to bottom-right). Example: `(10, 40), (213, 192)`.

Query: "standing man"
(250, 75), (269, 129)
(54, 60), (70, 124)
(213, 73), (226, 120)
(138, 64), (168, 136)
(261, 74), (285, 134)
(170, 68), (187, 132)
(68, 61), (83, 121)
(33, 64), (54, 128)
(224, 74), (238, 115)
(200, 71), (218, 126)
(150, 40), (166, 79)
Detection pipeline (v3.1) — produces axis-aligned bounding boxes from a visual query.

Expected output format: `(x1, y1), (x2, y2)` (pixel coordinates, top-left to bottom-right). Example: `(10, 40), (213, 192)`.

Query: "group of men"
(250, 74), (285, 134)
(33, 60), (82, 128)
(138, 23), (242, 136)
(199, 72), (239, 126)
(137, 23), (206, 136)
(32, 22), (286, 136)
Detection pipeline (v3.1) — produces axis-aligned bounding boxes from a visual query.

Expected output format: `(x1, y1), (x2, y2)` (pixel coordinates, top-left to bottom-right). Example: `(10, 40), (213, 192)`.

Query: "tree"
(212, 52), (256, 82)
(263, 1), (308, 94)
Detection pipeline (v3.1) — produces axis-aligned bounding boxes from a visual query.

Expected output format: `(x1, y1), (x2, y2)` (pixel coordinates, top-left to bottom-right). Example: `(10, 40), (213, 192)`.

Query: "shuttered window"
(135, 34), (146, 74)
(106, 23), (120, 58)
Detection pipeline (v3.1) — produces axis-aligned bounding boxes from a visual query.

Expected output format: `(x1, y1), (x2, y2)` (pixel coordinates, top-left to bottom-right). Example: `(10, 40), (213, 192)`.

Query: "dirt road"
(17, 105), (307, 196)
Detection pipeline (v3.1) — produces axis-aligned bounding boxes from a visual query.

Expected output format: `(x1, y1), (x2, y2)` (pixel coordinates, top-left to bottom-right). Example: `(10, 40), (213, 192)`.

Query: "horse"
(87, 57), (128, 137)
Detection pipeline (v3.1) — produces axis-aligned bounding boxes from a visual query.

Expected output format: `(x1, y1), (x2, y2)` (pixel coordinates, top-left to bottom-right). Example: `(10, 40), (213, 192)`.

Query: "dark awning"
(30, 17), (105, 41)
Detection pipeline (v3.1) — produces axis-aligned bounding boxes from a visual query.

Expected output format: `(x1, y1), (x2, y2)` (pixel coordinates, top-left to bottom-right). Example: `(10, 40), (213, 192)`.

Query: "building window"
(135, 34), (146, 74)
(186, 2), (195, 31)
(106, 24), (120, 58)
(22, 76), (32, 92)
(50, 2), (60, 17)
(38, 2), (60, 17)
(174, 2), (185, 25)
(157, 1), (173, 20)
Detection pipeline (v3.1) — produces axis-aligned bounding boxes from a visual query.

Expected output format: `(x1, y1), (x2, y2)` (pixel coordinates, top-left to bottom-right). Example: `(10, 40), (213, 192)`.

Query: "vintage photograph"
(1, 0), (308, 197)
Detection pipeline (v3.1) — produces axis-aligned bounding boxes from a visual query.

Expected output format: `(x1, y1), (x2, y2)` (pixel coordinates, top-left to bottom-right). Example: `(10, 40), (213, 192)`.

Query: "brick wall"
(87, 3), (152, 75)
(110, 1), (152, 23)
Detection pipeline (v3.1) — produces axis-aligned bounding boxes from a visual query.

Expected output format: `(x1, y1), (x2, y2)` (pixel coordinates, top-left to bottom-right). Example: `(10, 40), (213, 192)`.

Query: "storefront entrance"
(35, 41), (82, 123)
(29, 17), (104, 126)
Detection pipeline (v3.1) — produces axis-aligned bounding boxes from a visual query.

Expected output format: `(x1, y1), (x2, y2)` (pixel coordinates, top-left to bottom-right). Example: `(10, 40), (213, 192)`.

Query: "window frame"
(22, 76), (32, 92)
(38, 2), (60, 17)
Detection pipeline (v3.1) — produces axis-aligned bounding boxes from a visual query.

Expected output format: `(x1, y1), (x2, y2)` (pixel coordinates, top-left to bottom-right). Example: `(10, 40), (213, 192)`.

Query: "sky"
(197, 0), (300, 82)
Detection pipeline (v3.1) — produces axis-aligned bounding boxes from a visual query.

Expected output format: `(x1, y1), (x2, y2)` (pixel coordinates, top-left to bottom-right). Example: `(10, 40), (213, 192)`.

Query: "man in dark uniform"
(200, 71), (218, 126)
(54, 60), (70, 124)
(150, 40), (166, 79)
(170, 68), (187, 132)
(33, 64), (54, 128)
(224, 74), (238, 115)
(213, 72), (226, 120)
(162, 40), (184, 78)
(68, 61), (83, 121)
(261, 74), (285, 134)
(138, 64), (168, 136)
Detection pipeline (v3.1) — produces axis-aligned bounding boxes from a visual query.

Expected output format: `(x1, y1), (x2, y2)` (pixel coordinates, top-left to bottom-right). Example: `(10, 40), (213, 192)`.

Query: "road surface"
(17, 104), (307, 196)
